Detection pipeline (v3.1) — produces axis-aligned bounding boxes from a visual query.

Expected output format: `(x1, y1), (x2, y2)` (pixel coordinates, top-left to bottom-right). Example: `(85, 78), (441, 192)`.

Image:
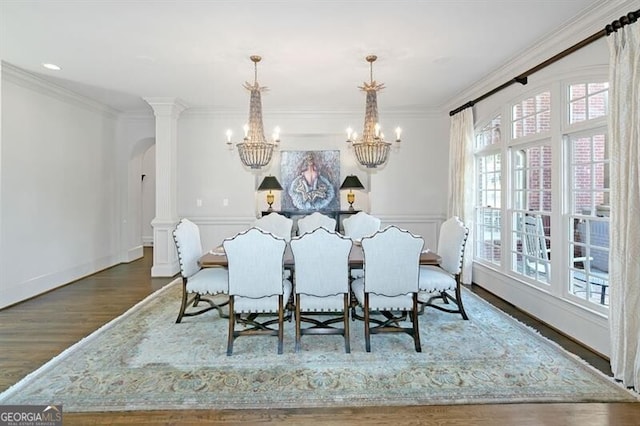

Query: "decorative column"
(144, 98), (187, 277)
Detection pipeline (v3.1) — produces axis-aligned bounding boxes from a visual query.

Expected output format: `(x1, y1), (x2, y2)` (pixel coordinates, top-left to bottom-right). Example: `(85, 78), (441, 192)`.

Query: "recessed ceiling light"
(42, 63), (61, 71)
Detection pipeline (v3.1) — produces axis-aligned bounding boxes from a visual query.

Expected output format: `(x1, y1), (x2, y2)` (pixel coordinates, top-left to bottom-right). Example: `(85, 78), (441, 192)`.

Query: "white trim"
(151, 263), (180, 277)
(0, 254), (122, 310)
(181, 106), (440, 118)
(443, 0), (636, 113)
(1, 61), (120, 118)
(124, 245), (144, 263)
(473, 263), (610, 357)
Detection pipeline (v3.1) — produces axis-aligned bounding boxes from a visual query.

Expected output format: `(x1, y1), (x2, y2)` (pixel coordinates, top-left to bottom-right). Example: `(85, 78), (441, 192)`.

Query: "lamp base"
(266, 192), (275, 211)
(347, 203), (355, 212)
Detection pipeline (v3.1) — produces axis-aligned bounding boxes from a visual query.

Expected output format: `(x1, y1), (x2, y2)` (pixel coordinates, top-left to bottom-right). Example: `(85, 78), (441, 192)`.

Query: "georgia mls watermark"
(0, 405), (62, 426)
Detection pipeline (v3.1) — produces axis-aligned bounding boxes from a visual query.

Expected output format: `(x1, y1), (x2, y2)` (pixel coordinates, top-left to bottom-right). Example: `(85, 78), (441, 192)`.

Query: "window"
(475, 116), (501, 149)
(569, 82), (608, 124)
(564, 80), (609, 309)
(567, 131), (610, 307)
(476, 153), (502, 265)
(510, 144), (552, 285)
(475, 116), (502, 265)
(472, 75), (610, 316)
(512, 92), (551, 139)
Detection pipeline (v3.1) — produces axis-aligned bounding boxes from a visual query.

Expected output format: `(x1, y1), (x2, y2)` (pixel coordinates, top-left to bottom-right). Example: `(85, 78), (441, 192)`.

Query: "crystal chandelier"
(346, 55), (401, 169)
(226, 55), (280, 170)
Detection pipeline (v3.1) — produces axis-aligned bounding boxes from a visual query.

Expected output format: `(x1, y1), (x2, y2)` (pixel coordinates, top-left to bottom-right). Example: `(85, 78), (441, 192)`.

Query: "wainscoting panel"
(192, 214), (444, 252)
(192, 216), (258, 251)
(376, 214), (445, 251)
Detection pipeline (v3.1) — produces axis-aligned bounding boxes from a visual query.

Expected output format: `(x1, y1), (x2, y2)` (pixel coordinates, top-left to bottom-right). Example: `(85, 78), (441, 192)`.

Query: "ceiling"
(0, 0), (605, 114)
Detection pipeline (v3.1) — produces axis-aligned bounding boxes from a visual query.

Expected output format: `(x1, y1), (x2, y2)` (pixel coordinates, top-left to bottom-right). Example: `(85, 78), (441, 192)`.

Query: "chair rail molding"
(375, 214), (446, 251)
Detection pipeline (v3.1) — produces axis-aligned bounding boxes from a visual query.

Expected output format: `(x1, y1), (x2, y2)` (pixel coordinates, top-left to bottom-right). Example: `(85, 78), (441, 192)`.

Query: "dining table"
(199, 244), (441, 269)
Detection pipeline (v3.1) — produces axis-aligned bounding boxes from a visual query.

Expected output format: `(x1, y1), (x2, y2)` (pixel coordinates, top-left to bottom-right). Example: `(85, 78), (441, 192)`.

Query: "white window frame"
(474, 115), (503, 267)
(561, 76), (610, 314)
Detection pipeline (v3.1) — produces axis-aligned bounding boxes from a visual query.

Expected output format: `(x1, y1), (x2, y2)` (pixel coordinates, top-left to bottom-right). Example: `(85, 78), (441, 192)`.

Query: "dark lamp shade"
(258, 176), (283, 191)
(340, 175), (364, 190)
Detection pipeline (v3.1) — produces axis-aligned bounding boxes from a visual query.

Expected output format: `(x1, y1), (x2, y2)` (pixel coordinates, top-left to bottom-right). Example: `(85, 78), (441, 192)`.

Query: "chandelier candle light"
(226, 55), (281, 170)
(346, 55), (401, 169)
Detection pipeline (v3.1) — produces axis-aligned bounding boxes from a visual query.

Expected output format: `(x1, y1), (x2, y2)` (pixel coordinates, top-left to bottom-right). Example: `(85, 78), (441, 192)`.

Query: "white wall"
(141, 145), (155, 245)
(0, 61), (449, 309)
(175, 109), (448, 251)
(0, 64), (122, 308)
(117, 115), (155, 262)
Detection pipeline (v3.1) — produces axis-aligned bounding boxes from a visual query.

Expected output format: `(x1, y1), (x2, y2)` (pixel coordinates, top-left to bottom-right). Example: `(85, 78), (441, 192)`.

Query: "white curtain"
(448, 108), (475, 284)
(608, 22), (640, 392)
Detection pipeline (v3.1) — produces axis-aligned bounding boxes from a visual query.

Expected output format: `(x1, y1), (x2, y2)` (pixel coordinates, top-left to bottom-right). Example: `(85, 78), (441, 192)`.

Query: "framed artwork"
(280, 150), (340, 211)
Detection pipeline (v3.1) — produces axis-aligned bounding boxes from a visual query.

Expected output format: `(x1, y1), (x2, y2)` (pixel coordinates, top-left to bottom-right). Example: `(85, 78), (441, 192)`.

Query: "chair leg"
(295, 294), (301, 353)
(343, 294), (351, 354)
(412, 294), (422, 352)
(226, 297), (235, 356)
(277, 295), (284, 355)
(175, 279), (189, 323)
(364, 294), (371, 353)
(454, 283), (469, 320)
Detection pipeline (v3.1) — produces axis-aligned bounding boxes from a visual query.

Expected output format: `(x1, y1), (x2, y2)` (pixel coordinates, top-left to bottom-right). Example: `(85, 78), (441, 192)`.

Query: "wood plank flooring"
(1, 248), (638, 425)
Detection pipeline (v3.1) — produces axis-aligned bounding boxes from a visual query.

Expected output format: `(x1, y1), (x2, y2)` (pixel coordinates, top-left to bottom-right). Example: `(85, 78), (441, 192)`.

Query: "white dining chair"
(418, 216), (469, 320)
(290, 227), (353, 352)
(172, 218), (229, 323)
(253, 212), (294, 242)
(342, 211), (381, 241)
(297, 212), (337, 235)
(223, 227), (292, 355)
(342, 212), (381, 279)
(351, 226), (424, 352)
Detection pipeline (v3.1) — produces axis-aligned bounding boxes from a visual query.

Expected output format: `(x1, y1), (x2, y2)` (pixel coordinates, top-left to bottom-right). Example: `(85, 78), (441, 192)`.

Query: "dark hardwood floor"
(1, 248), (638, 425)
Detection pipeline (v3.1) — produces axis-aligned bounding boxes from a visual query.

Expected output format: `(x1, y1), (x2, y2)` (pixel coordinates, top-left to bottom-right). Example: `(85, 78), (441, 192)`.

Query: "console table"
(261, 210), (361, 232)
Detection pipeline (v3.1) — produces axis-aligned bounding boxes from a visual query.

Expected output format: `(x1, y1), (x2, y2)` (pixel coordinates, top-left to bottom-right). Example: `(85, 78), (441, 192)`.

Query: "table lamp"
(340, 175), (365, 211)
(258, 175), (283, 211)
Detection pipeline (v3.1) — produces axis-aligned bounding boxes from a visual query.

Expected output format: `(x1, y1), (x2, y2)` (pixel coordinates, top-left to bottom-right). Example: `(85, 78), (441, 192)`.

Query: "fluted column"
(144, 98), (187, 277)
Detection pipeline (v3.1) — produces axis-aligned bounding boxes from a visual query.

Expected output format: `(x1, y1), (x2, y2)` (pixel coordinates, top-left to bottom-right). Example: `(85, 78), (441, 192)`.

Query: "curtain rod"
(449, 8), (640, 117)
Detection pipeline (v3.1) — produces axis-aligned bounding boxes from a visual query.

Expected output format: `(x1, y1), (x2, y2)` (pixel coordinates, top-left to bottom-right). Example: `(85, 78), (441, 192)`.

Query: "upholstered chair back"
(173, 218), (204, 278)
(253, 212), (294, 242)
(361, 226), (424, 297)
(223, 227), (287, 299)
(290, 227), (352, 298)
(437, 217), (469, 276)
(343, 212), (381, 240)
(297, 212), (337, 235)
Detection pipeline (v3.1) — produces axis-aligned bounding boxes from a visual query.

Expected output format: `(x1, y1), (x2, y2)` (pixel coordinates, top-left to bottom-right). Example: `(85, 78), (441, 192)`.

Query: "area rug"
(0, 280), (636, 412)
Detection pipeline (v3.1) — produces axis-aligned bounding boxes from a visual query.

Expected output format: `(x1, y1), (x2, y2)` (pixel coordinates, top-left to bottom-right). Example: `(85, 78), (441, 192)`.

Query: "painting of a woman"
(281, 151), (340, 211)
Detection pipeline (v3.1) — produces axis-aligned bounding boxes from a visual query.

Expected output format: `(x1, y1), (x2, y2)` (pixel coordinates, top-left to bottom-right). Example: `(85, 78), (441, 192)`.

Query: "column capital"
(144, 97), (188, 118)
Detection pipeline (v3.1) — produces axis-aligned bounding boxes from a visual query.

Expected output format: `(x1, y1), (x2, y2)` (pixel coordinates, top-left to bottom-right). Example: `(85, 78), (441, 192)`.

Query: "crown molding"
(1, 61), (120, 119)
(442, 0), (637, 113)
(182, 106), (441, 119)
(119, 110), (155, 121)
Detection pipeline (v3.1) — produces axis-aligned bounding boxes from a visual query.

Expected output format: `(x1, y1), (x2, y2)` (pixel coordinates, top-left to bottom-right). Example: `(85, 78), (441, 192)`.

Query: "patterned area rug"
(0, 279), (636, 412)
